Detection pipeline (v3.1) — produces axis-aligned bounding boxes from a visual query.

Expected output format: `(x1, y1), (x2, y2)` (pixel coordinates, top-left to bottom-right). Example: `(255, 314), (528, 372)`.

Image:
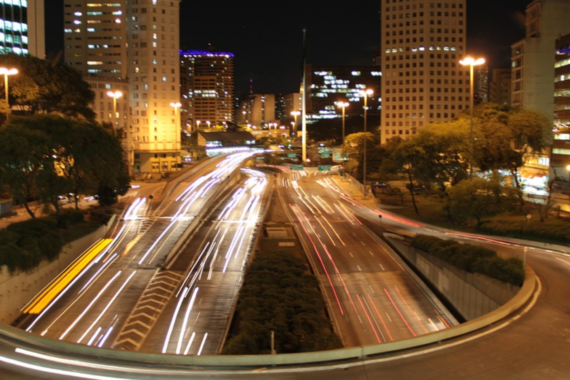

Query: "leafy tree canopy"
(0, 53), (95, 121)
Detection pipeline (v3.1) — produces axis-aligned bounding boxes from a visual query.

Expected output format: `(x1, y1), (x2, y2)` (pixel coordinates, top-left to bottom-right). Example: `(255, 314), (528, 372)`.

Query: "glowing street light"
(360, 89), (373, 199)
(336, 101), (349, 146)
(196, 120), (201, 130)
(291, 110), (300, 136)
(106, 90), (123, 124)
(459, 56), (485, 178)
(566, 164), (570, 182)
(0, 67), (18, 119)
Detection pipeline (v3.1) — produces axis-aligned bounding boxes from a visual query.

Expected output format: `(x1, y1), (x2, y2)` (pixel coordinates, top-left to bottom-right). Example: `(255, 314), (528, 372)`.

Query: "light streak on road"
(77, 270), (137, 344)
(357, 294), (382, 343)
(197, 333), (208, 356)
(367, 293), (394, 341)
(289, 204), (344, 315)
(176, 287), (199, 355)
(394, 286), (429, 334)
(384, 288), (417, 337)
(59, 271), (123, 340)
(163, 286), (190, 353)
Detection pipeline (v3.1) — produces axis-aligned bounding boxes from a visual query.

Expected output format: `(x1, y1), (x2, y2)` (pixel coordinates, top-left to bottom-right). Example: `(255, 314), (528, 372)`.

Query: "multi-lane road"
(2, 160), (570, 379)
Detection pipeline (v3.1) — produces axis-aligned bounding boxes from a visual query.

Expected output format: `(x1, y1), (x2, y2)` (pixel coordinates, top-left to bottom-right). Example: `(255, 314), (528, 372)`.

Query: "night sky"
(45, 0), (529, 96)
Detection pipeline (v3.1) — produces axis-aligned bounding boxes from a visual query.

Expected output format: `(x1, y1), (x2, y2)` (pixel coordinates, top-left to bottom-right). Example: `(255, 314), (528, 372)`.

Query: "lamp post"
(336, 101), (349, 146)
(291, 111), (300, 137)
(459, 56), (485, 179)
(566, 164), (570, 183)
(360, 89), (373, 199)
(0, 67), (18, 120)
(106, 90), (123, 128)
(170, 102), (181, 156)
(196, 120), (201, 130)
(206, 120), (211, 129)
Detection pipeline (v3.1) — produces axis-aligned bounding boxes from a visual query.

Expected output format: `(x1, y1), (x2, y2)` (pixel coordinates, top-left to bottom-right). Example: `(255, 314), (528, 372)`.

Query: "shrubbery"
(222, 250), (342, 355)
(0, 219), (63, 274)
(477, 219), (570, 245)
(410, 234), (524, 286)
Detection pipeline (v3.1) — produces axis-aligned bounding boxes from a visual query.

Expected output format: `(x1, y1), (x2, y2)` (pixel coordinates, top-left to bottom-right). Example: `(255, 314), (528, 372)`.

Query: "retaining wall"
(387, 236), (520, 320)
(0, 216), (116, 324)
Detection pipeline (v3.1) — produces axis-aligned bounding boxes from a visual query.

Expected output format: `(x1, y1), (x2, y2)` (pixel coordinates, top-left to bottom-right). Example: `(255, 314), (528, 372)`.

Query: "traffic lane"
(286, 204), (449, 345)
(145, 170), (267, 355)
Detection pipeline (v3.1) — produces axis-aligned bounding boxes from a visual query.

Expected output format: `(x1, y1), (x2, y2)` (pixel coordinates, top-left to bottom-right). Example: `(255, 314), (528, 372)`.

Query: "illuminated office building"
(379, 0), (469, 144)
(0, 0), (44, 57)
(305, 64), (381, 120)
(552, 33), (570, 177)
(180, 50), (235, 131)
(64, 0), (182, 174)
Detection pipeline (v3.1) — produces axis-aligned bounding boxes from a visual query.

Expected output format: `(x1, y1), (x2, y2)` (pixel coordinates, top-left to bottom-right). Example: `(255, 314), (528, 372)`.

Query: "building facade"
(64, 0), (182, 174)
(243, 94), (276, 128)
(180, 50), (235, 132)
(489, 68), (512, 106)
(510, 0), (570, 180)
(379, 0), (469, 144)
(0, 0), (44, 57)
(552, 33), (570, 177)
(305, 64), (381, 121)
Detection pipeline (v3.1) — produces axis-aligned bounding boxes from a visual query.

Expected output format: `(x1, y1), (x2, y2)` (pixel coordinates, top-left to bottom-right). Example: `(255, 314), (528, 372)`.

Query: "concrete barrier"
(0, 215), (116, 324)
(0, 265), (536, 368)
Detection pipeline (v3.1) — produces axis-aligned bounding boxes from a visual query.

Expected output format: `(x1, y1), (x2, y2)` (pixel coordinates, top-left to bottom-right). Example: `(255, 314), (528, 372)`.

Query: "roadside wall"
(0, 216), (116, 324)
(388, 237), (520, 320)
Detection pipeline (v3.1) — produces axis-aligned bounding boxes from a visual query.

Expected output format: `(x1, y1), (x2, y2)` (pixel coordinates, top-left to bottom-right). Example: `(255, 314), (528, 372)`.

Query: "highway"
(14, 152), (265, 355)
(276, 169), (456, 347)
(2, 168), (570, 378)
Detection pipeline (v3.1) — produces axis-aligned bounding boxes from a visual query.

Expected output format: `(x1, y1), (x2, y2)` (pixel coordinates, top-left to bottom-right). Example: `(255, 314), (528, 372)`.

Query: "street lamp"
(106, 90), (123, 126)
(459, 56), (485, 179)
(566, 164), (570, 182)
(196, 120), (201, 130)
(291, 111), (300, 136)
(206, 120), (211, 129)
(336, 101), (349, 146)
(0, 67), (18, 120)
(360, 89), (373, 199)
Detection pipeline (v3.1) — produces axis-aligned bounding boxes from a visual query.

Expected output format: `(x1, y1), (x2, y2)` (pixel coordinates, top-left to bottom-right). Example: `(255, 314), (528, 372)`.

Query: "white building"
(63, 0), (181, 174)
(379, 0), (469, 144)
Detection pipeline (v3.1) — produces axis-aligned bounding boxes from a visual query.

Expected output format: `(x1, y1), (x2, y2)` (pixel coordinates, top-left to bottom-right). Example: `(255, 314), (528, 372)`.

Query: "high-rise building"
(511, 0), (570, 180)
(474, 64), (488, 104)
(511, 0), (570, 121)
(244, 94), (275, 128)
(305, 64), (381, 120)
(551, 33), (570, 176)
(0, 0), (44, 57)
(180, 50), (235, 132)
(489, 68), (512, 106)
(64, 0), (182, 174)
(379, 0), (469, 144)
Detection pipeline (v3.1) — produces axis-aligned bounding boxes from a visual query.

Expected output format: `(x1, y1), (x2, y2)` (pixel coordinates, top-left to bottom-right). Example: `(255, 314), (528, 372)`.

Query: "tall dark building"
(305, 64), (381, 121)
(180, 50), (235, 131)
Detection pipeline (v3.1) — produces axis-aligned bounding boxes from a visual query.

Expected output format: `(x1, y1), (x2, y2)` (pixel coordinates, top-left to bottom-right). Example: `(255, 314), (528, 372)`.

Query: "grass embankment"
(222, 250), (343, 355)
(411, 234), (524, 286)
(380, 193), (570, 246)
(0, 207), (115, 274)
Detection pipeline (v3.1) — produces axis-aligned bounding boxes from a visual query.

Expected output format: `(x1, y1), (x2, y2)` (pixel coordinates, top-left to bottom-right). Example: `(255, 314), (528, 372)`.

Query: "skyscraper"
(0, 0), (45, 57)
(64, 0), (181, 174)
(379, 0), (469, 144)
(180, 50), (235, 132)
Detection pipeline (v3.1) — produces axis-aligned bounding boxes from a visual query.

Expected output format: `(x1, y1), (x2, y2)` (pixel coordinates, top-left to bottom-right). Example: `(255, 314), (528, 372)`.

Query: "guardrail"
(0, 265), (536, 369)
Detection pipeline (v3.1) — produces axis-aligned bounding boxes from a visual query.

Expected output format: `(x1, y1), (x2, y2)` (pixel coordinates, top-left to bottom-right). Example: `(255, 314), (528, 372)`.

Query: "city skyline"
(45, 1), (528, 95)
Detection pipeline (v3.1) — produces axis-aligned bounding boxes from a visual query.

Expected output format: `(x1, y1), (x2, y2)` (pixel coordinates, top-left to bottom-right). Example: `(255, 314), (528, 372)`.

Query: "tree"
(0, 54), (95, 122)
(0, 115), (129, 213)
(343, 132), (375, 179)
(447, 177), (520, 225)
(0, 125), (49, 219)
(391, 138), (423, 215)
